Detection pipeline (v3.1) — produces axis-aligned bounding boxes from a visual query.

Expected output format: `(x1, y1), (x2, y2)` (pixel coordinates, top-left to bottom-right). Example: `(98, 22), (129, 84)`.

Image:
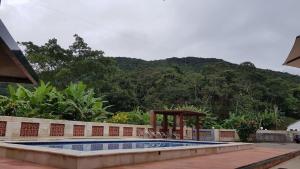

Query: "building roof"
(283, 36), (300, 68)
(287, 120), (300, 131)
(152, 110), (206, 116)
(0, 19), (38, 84)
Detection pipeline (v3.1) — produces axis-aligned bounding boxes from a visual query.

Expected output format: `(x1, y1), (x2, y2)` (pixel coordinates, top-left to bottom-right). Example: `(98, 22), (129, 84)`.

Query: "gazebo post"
(179, 113), (184, 140)
(196, 115), (200, 141)
(163, 114), (168, 133)
(172, 115), (176, 135)
(153, 113), (157, 134)
(151, 110), (206, 140)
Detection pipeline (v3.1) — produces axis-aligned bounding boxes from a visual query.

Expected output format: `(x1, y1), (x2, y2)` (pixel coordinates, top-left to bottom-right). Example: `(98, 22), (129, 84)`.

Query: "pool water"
(14, 140), (223, 151)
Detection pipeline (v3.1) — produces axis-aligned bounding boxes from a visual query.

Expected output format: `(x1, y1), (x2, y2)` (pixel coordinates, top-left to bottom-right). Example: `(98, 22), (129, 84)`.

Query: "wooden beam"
(196, 115), (200, 141)
(172, 115), (176, 132)
(172, 115), (177, 139)
(0, 76), (32, 83)
(163, 114), (168, 133)
(179, 113), (184, 140)
(153, 112), (157, 134)
(0, 22), (39, 84)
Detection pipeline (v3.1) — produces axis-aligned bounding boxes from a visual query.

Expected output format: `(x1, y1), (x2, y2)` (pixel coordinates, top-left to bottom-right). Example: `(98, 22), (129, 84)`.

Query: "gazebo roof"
(283, 36), (300, 68)
(0, 19), (38, 84)
(152, 110), (206, 116)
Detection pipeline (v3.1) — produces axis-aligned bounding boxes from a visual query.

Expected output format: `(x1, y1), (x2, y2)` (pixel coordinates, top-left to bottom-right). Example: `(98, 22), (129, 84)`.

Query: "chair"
(159, 132), (168, 139)
(144, 130), (156, 138)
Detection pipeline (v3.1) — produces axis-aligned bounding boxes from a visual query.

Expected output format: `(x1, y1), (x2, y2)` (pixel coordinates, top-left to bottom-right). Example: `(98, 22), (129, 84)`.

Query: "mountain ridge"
(113, 56), (300, 82)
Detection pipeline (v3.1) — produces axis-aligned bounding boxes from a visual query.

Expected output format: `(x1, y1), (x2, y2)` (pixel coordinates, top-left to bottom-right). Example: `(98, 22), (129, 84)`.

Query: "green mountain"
(115, 56), (300, 82)
(113, 56), (300, 119)
(17, 36), (300, 120)
(114, 57), (235, 71)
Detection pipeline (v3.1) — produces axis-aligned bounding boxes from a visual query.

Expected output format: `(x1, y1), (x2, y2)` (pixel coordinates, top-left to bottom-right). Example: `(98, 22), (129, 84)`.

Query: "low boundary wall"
(256, 130), (300, 143)
(0, 116), (152, 140)
(0, 116), (239, 141)
(193, 129), (239, 142)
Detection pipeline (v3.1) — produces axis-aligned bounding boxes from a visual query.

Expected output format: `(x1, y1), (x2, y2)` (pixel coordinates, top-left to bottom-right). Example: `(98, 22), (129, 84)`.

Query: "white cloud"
(4, 0), (33, 6)
(1, 0), (300, 74)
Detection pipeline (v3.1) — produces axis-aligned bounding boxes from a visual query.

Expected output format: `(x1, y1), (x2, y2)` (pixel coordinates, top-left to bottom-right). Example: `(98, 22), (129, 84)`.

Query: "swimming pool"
(0, 140), (253, 169)
(14, 140), (223, 151)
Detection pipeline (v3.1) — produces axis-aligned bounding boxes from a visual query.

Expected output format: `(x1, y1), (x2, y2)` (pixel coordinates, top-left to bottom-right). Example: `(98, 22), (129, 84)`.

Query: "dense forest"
(2, 34), (300, 123)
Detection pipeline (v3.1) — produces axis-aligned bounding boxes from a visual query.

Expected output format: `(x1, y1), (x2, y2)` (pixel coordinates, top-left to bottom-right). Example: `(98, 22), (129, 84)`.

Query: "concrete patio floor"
(0, 157), (58, 169)
(270, 155), (300, 169)
(0, 143), (298, 169)
(108, 147), (294, 169)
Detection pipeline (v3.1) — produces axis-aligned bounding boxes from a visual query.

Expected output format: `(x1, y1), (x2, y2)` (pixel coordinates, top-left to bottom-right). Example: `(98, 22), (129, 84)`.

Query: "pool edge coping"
(0, 139), (253, 157)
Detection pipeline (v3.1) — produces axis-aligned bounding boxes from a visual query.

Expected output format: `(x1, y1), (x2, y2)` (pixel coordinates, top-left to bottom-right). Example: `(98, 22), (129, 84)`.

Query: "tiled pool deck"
(0, 158), (57, 169)
(0, 144), (298, 169)
(0, 139), (252, 169)
(108, 147), (294, 169)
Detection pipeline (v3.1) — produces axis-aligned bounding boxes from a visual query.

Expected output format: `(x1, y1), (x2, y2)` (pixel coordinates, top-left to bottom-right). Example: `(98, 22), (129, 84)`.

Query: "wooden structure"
(0, 19), (38, 84)
(150, 110), (206, 140)
(283, 35), (300, 68)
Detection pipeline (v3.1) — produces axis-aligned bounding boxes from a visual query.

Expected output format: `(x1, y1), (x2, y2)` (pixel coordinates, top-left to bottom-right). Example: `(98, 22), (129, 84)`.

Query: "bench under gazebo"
(150, 110), (206, 141)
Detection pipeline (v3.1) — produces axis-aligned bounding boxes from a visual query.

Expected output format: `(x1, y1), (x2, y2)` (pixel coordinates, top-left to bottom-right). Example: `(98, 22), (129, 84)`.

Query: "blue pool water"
(14, 140), (224, 152)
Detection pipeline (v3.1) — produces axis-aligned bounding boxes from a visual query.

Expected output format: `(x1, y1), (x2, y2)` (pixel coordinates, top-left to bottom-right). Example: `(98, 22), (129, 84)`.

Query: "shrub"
(108, 108), (149, 125)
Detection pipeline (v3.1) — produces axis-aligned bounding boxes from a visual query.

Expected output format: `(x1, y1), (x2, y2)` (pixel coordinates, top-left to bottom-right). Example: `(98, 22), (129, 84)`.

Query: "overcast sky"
(1, 0), (300, 74)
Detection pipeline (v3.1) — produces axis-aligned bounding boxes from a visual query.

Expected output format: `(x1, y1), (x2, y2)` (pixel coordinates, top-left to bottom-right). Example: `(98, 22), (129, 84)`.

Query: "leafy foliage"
(59, 82), (111, 121)
(108, 108), (149, 125)
(0, 82), (61, 118)
(0, 82), (109, 122)
(223, 106), (282, 141)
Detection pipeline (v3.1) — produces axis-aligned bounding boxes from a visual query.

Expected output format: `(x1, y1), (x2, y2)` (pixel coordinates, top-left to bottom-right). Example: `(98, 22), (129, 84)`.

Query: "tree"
(21, 34), (118, 93)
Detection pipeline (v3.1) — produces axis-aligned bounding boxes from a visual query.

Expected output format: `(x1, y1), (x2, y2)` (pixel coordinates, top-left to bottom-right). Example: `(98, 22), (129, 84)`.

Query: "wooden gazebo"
(150, 110), (206, 141)
(283, 36), (300, 68)
(0, 19), (38, 84)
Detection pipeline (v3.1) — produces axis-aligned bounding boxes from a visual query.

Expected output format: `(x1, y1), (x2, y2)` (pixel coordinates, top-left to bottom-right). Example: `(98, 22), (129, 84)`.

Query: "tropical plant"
(223, 107), (283, 141)
(0, 81), (110, 121)
(0, 82), (62, 118)
(59, 82), (110, 121)
(0, 87), (31, 117)
(257, 106), (282, 130)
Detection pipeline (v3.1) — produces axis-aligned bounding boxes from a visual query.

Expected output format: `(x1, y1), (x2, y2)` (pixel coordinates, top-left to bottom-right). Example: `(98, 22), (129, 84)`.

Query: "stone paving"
(108, 147), (293, 169)
(270, 155), (300, 169)
(0, 157), (58, 169)
(0, 143), (298, 169)
(254, 142), (300, 150)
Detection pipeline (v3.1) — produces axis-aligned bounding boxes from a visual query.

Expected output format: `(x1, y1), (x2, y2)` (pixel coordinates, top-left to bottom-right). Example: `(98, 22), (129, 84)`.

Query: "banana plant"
(59, 82), (111, 121)
(0, 81), (111, 121)
(0, 85), (31, 117)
